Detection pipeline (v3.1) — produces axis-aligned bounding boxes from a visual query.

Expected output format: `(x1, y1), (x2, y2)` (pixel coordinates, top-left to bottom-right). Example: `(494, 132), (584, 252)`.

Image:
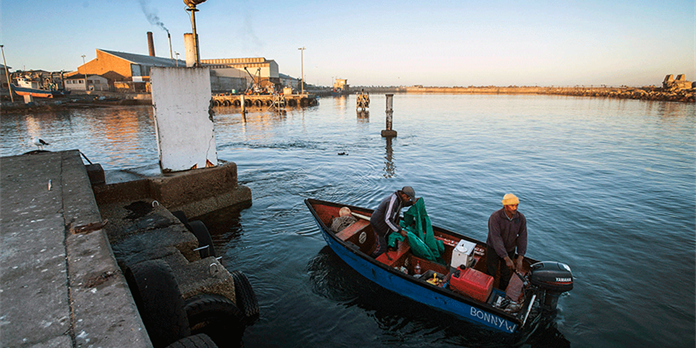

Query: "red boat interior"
(315, 202), (530, 305)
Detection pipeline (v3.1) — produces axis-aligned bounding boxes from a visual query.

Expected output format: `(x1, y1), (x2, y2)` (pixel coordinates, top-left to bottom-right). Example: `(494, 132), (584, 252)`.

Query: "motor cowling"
(527, 261), (573, 313)
(529, 261), (573, 292)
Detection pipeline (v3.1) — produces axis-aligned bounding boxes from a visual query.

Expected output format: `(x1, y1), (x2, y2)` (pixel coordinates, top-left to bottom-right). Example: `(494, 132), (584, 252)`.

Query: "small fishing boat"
(12, 77), (69, 98)
(305, 198), (574, 335)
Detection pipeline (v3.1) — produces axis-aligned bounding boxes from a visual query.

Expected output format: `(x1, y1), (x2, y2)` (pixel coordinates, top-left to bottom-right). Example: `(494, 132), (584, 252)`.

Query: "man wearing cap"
(370, 186), (418, 258)
(486, 193), (527, 290)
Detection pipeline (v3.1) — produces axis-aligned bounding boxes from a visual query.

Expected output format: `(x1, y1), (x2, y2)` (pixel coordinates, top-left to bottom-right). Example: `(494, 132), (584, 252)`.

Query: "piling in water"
(381, 94), (397, 137)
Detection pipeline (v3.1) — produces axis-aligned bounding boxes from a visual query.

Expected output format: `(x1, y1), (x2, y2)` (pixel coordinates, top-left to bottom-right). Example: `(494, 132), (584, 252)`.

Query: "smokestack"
(168, 32), (173, 60)
(147, 31), (155, 57)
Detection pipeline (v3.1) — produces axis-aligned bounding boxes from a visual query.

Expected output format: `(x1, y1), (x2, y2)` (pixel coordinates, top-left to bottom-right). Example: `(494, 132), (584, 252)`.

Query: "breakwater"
(354, 85), (695, 103)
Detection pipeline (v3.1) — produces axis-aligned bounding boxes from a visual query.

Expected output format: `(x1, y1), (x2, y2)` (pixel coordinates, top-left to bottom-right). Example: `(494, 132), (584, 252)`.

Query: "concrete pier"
(0, 150), (151, 347)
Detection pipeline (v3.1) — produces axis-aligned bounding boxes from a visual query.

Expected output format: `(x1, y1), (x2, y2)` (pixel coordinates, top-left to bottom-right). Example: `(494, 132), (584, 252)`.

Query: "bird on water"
(32, 137), (50, 150)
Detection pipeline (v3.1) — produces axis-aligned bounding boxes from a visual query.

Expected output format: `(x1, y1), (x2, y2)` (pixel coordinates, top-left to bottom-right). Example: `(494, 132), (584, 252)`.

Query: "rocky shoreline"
(356, 86), (695, 103)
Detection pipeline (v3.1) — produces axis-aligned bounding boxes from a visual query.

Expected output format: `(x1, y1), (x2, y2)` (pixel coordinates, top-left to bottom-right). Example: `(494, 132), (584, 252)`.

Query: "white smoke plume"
(139, 0), (168, 33)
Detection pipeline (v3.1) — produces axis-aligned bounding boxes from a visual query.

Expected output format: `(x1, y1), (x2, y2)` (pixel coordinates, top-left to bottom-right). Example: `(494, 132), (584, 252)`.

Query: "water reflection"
(357, 110), (369, 122)
(384, 136), (395, 178)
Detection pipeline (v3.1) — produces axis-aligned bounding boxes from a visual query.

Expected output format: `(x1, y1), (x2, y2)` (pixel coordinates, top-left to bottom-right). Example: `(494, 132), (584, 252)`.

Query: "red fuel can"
(450, 268), (494, 302)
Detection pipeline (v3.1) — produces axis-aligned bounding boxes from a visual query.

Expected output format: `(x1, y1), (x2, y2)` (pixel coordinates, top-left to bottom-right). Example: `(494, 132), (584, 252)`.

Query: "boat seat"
(335, 219), (369, 241)
(376, 239), (411, 267)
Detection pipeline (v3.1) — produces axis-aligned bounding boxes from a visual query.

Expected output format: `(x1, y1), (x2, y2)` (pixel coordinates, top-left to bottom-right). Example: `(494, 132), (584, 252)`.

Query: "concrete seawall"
(1, 150), (151, 347)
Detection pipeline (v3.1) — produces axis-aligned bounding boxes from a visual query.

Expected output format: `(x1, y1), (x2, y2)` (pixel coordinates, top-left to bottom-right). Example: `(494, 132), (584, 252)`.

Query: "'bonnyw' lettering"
(470, 307), (517, 333)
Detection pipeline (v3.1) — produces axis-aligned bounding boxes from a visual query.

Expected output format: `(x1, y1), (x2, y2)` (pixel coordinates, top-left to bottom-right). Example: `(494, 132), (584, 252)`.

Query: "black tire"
(165, 333), (218, 348)
(189, 220), (216, 258)
(172, 210), (192, 231)
(125, 260), (190, 348)
(184, 294), (244, 331)
(231, 271), (259, 323)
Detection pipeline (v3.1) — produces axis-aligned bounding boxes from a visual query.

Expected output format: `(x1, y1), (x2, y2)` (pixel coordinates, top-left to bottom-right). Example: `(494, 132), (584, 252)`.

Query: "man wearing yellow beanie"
(486, 193), (527, 291)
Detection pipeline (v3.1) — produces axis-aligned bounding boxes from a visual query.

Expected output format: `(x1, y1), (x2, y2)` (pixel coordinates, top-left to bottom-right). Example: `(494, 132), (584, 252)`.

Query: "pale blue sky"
(1, 0), (693, 87)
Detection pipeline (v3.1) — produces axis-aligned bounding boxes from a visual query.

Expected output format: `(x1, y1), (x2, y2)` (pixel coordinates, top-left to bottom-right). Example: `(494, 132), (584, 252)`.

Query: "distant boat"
(12, 77), (70, 98)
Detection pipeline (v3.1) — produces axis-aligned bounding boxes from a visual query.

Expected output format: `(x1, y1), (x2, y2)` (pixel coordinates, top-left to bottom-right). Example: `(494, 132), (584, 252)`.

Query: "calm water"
(1, 95), (694, 347)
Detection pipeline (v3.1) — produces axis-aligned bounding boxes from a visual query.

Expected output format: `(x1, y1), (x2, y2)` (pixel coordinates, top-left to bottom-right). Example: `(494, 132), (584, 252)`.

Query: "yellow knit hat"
(502, 193), (519, 206)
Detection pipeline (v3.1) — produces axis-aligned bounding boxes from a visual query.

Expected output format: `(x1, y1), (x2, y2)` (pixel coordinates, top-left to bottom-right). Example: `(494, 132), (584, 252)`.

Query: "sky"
(1, 0), (693, 87)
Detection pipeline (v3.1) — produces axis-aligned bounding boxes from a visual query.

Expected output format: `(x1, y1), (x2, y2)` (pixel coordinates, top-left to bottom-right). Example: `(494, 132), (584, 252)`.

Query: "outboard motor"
(527, 261), (574, 313)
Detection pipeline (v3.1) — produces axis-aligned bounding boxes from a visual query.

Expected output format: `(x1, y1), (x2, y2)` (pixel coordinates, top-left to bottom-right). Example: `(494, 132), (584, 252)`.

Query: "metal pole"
(1, 45), (14, 102)
(81, 55), (87, 91)
(188, 7), (201, 67)
(298, 47), (305, 94)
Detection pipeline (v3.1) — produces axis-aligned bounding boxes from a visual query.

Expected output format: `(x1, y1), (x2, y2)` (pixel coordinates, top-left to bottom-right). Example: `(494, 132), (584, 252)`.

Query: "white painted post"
(151, 67), (217, 172)
(184, 33), (196, 68)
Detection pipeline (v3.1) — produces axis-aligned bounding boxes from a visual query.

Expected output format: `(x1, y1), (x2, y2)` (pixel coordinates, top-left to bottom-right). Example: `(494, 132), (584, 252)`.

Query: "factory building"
(75, 49), (183, 92)
(201, 57), (281, 94)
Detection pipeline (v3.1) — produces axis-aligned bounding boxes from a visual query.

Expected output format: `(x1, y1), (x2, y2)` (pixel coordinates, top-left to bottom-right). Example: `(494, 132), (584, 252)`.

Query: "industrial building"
(75, 48), (293, 94)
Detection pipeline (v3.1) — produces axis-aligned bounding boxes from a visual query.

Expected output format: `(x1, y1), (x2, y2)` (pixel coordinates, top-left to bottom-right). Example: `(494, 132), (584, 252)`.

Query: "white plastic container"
(451, 240), (477, 268)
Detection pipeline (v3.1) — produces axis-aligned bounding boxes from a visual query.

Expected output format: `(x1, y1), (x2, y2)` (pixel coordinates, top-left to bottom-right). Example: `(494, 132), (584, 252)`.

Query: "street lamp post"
(298, 47), (305, 94)
(1, 45), (14, 102)
(184, 0), (207, 67)
(81, 55), (87, 91)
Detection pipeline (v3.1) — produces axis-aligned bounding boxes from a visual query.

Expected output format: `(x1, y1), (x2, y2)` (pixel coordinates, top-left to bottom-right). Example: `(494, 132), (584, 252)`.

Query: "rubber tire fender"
(164, 333), (218, 348)
(125, 260), (190, 348)
(231, 270), (260, 323)
(189, 220), (216, 258)
(184, 293), (244, 331)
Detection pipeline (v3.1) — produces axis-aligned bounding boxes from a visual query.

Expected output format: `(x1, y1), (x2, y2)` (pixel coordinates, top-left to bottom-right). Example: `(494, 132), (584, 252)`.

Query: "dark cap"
(401, 186), (416, 200)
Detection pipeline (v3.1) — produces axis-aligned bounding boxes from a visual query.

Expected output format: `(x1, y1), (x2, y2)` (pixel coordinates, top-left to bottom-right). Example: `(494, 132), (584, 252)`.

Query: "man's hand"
(515, 256), (524, 271)
(504, 256), (515, 269)
(399, 230), (407, 237)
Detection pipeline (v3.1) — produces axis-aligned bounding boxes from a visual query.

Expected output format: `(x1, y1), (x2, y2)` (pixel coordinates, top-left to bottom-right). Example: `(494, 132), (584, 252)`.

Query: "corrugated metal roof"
(99, 49), (183, 67)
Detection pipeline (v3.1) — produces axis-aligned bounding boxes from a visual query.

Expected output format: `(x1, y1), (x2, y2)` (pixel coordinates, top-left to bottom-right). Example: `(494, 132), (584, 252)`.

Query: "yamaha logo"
(556, 277), (572, 282)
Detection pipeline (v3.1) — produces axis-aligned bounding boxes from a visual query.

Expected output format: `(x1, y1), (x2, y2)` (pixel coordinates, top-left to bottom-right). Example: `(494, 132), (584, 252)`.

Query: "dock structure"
(1, 150), (150, 347)
(212, 93), (318, 108)
(1, 150), (256, 347)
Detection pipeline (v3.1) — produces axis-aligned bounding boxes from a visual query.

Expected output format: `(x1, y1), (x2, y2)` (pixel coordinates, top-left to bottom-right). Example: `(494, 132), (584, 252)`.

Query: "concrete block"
(164, 252), (236, 304)
(86, 163), (105, 186)
(149, 162), (251, 216)
(151, 67), (217, 172)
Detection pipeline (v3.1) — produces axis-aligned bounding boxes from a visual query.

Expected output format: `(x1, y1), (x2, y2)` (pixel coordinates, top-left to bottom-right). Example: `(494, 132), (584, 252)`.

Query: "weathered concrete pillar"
(151, 67), (217, 172)
(381, 94), (397, 137)
(240, 94), (246, 114)
(184, 33), (196, 68)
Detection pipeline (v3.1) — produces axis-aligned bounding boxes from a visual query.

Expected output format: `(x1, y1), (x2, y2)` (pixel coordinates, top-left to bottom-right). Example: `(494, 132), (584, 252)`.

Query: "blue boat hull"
(306, 199), (525, 334)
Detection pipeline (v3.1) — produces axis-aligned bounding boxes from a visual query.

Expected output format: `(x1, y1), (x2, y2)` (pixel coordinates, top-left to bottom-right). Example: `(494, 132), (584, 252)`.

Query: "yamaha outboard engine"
(527, 261), (573, 313)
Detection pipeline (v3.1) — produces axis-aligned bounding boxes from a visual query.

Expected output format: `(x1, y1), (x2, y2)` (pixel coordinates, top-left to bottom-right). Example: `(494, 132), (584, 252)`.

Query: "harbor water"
(1, 94), (694, 347)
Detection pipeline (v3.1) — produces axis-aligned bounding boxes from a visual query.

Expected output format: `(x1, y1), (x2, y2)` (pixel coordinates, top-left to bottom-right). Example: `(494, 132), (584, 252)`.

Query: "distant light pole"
(1, 45), (14, 102)
(298, 47), (305, 94)
(81, 55), (87, 91)
(175, 52), (180, 67)
(184, 0), (207, 67)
